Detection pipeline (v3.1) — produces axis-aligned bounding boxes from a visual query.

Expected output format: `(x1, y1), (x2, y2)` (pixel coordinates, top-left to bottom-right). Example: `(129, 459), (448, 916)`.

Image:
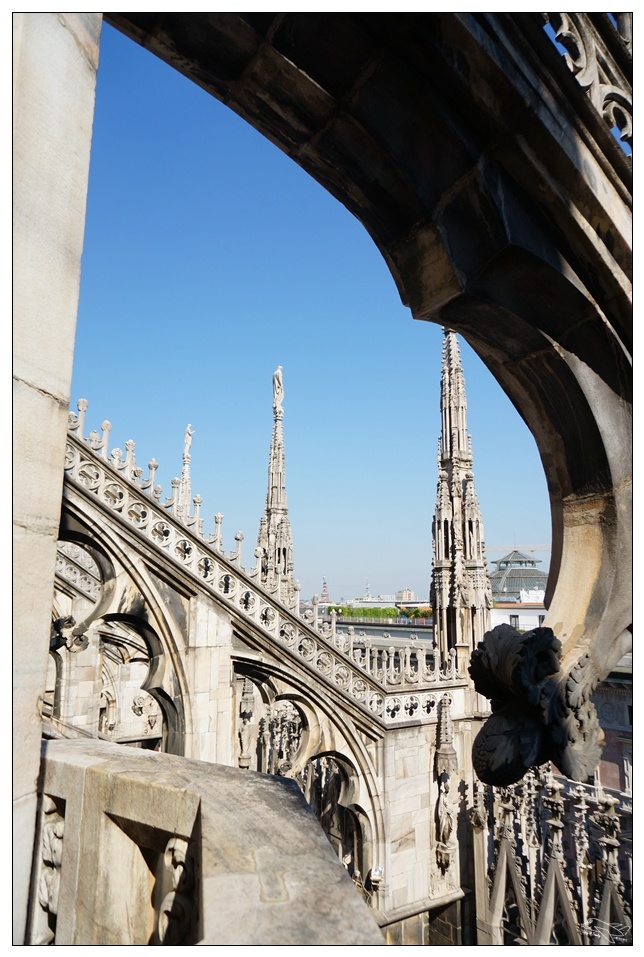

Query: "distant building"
(488, 549), (548, 603)
(348, 597), (397, 609)
(395, 588), (414, 601)
(320, 577), (330, 604)
(490, 602), (546, 633)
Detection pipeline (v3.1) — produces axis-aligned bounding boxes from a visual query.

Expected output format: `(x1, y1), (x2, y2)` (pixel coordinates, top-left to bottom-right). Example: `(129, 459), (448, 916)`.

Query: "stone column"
(13, 13), (102, 942)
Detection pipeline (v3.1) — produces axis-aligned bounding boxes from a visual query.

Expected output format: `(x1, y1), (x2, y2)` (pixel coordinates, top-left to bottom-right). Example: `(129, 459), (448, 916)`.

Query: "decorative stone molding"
(473, 771), (631, 944)
(544, 13), (632, 150)
(55, 541), (101, 601)
(131, 693), (161, 734)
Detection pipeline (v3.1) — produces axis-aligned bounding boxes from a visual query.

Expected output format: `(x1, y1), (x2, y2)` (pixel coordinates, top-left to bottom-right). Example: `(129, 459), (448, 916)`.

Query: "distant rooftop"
(492, 549), (542, 568)
(489, 550), (548, 601)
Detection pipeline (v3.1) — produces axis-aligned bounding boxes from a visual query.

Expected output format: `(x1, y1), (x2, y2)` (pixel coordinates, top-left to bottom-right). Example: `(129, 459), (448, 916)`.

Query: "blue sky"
(71, 22), (552, 602)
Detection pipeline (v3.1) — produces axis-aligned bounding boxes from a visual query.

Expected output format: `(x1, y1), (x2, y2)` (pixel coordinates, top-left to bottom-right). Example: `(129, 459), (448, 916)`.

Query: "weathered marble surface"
(13, 13), (102, 941)
(33, 739), (385, 945)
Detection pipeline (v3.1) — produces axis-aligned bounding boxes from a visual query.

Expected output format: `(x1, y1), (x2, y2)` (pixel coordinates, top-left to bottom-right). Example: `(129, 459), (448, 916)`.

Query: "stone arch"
(47, 538), (106, 732)
(99, 613), (183, 754)
(230, 658), (385, 867)
(303, 751), (377, 899)
(56, 519), (118, 633)
(231, 668), (307, 775)
(102, 13), (630, 697)
(56, 504), (191, 754)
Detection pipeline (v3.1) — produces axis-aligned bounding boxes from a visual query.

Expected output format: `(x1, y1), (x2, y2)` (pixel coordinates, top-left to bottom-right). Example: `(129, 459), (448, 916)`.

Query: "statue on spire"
(273, 366), (284, 416)
(179, 424), (195, 515)
(183, 424), (195, 459)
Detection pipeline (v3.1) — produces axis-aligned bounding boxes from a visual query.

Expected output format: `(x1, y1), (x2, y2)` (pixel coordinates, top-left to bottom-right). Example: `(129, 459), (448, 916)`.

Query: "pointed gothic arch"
(51, 506), (191, 754)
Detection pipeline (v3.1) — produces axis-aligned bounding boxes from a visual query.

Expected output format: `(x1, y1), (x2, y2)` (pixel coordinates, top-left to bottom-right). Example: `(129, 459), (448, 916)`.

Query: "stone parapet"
(28, 739), (386, 945)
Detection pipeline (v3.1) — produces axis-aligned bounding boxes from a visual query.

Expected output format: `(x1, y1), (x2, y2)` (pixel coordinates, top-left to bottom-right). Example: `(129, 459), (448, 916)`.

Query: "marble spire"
(257, 367), (296, 605)
(431, 329), (492, 669)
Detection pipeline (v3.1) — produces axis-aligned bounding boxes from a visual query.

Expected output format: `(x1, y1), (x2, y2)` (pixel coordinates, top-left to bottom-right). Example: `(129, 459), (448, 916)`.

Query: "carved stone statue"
(158, 836), (194, 945)
(272, 365), (284, 414)
(238, 717), (253, 770)
(437, 779), (453, 845)
(435, 775), (454, 873)
(183, 424), (194, 456)
(38, 798), (64, 927)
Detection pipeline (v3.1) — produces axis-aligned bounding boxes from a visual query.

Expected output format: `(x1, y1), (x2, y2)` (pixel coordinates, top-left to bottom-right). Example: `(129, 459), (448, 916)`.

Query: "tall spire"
(431, 329), (492, 670)
(257, 367), (296, 606)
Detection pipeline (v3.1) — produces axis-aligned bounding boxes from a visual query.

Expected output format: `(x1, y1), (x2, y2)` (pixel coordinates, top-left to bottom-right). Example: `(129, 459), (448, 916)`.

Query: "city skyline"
(70, 23), (552, 602)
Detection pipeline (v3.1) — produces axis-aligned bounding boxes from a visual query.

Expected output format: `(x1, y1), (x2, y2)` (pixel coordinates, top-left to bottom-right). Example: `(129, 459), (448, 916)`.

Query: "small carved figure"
(238, 716), (253, 769)
(131, 693), (160, 732)
(183, 424), (194, 455)
(437, 779), (453, 845)
(36, 796), (65, 944)
(158, 837), (194, 945)
(272, 365), (284, 414)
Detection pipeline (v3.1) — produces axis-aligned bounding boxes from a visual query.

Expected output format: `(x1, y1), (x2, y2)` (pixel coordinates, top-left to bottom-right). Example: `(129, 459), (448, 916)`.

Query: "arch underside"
(102, 13), (631, 772)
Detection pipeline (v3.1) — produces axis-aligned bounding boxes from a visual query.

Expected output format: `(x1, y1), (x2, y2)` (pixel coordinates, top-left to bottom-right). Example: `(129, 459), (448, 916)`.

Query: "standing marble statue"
(437, 778), (453, 845)
(273, 366), (284, 415)
(183, 424), (194, 456)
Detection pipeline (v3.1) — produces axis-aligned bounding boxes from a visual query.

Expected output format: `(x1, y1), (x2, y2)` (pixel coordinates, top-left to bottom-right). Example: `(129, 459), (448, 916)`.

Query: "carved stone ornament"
(469, 782), (488, 830)
(131, 693), (161, 733)
(469, 624), (602, 786)
(158, 836), (195, 945)
(36, 796), (65, 945)
(50, 616), (89, 653)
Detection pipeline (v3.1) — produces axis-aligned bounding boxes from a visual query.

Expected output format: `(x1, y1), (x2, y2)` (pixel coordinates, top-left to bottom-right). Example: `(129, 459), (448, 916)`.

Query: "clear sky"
(70, 22), (552, 603)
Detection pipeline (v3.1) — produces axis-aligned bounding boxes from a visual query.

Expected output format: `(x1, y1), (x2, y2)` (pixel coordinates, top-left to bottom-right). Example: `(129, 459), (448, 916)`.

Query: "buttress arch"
(101, 12), (631, 687)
